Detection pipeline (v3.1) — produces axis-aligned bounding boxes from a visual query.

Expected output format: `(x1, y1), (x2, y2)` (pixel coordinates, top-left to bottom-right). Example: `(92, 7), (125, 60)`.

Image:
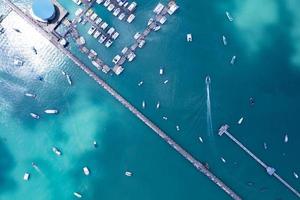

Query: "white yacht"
(156, 101), (160, 109)
(142, 101), (145, 109)
(153, 25), (161, 32)
(25, 92), (36, 98)
(159, 68), (163, 75)
(222, 35), (227, 46)
(187, 34), (192, 42)
(113, 8), (121, 16)
(163, 116), (168, 120)
(230, 55), (236, 65)
(30, 113), (40, 119)
(99, 35), (106, 43)
(176, 125), (180, 131)
(134, 32), (141, 40)
(44, 109), (59, 114)
(164, 80), (169, 84)
(284, 134), (288, 143)
(153, 3), (164, 14)
(147, 18), (154, 26)
(221, 157), (226, 163)
(167, 1), (179, 15)
(83, 167), (90, 176)
(105, 40), (113, 48)
(13, 58), (24, 66)
(87, 26), (96, 35)
(198, 137), (203, 143)
(238, 117), (244, 124)
(125, 171), (132, 177)
(52, 147), (62, 156)
(225, 11), (234, 22)
(107, 4), (115, 12)
(127, 14), (135, 23)
(95, 17), (102, 25)
(138, 81), (143, 86)
(294, 172), (299, 179)
(113, 55), (121, 64)
(23, 172), (30, 181)
(112, 32), (119, 40)
(73, 192), (82, 198)
(118, 13), (126, 20)
(127, 2), (137, 12)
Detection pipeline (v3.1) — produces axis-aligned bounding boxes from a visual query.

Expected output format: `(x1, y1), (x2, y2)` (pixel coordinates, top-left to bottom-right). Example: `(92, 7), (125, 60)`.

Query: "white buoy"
(23, 172), (30, 181)
(284, 134), (288, 143)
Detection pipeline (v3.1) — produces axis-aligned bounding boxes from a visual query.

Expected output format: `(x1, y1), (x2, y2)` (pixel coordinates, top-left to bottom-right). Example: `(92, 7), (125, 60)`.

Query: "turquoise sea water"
(0, 0), (300, 199)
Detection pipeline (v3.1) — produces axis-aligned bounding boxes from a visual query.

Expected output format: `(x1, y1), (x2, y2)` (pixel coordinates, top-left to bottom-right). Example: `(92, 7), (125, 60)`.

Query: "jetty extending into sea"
(2, 0), (242, 199)
(219, 125), (300, 199)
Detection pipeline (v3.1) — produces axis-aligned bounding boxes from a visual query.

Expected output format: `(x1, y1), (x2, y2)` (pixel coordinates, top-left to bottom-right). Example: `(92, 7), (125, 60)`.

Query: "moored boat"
(44, 109), (59, 114)
(30, 113), (40, 119)
(52, 147), (62, 156)
(83, 167), (90, 176)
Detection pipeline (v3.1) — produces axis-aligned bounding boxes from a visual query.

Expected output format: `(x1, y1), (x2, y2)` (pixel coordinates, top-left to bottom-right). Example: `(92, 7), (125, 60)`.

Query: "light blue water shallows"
(0, 0), (300, 199)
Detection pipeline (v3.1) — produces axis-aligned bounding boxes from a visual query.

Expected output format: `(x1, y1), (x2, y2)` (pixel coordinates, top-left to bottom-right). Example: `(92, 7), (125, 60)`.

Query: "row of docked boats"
(96, 0), (137, 23)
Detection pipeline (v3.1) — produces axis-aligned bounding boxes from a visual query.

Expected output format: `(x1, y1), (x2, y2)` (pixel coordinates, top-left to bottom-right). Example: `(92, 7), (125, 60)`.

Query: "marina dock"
(219, 125), (300, 198)
(3, 0), (241, 199)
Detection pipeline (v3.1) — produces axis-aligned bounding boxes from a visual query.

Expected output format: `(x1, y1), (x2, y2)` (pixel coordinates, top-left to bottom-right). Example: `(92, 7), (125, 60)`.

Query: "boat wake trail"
(205, 76), (213, 137)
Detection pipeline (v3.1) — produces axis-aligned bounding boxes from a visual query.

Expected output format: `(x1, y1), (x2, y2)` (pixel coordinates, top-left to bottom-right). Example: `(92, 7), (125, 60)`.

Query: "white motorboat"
(25, 92), (36, 98)
(230, 55), (236, 65)
(238, 117), (244, 124)
(176, 125), (180, 131)
(159, 68), (163, 75)
(225, 11), (234, 22)
(263, 142), (268, 150)
(221, 157), (226, 163)
(142, 101), (145, 109)
(222, 35), (227, 46)
(284, 134), (288, 143)
(83, 167), (90, 176)
(138, 81), (143, 86)
(23, 172), (30, 181)
(153, 25), (161, 32)
(186, 34), (192, 42)
(13, 58), (24, 66)
(30, 113), (40, 119)
(198, 137), (203, 143)
(156, 101), (160, 109)
(66, 75), (72, 85)
(44, 109), (59, 114)
(162, 116), (168, 120)
(164, 80), (169, 84)
(125, 171), (132, 177)
(147, 18), (154, 26)
(52, 147), (62, 156)
(105, 40), (113, 48)
(205, 76), (210, 84)
(127, 14), (135, 23)
(73, 192), (82, 198)
(294, 172), (299, 179)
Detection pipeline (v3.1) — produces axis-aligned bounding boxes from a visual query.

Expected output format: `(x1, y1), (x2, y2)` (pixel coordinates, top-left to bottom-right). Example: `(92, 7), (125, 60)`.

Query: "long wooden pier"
(3, 1), (242, 199)
(219, 125), (300, 198)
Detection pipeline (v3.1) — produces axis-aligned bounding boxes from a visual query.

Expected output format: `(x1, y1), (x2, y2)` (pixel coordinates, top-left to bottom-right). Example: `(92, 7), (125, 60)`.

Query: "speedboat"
(205, 76), (210, 84)
(238, 117), (244, 125)
(147, 18), (154, 26)
(66, 74), (72, 86)
(52, 147), (62, 156)
(159, 68), (163, 75)
(73, 192), (82, 198)
(284, 134), (288, 143)
(156, 101), (160, 109)
(221, 157), (226, 163)
(163, 116), (168, 120)
(294, 172), (299, 179)
(263, 142), (267, 150)
(225, 11), (234, 22)
(153, 25), (161, 32)
(186, 34), (192, 42)
(113, 8), (121, 16)
(30, 113), (40, 119)
(83, 167), (90, 175)
(198, 137), (203, 143)
(230, 55), (236, 65)
(125, 171), (132, 177)
(25, 92), (36, 98)
(23, 172), (30, 181)
(44, 109), (59, 114)
(138, 81), (143, 86)
(222, 35), (227, 46)
(176, 125), (180, 131)
(105, 40), (113, 48)
(142, 101), (145, 109)
(164, 80), (168, 84)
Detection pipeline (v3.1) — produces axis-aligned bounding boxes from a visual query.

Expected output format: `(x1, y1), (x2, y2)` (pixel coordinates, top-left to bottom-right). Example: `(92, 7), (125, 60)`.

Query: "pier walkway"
(3, 0), (241, 199)
(219, 125), (300, 198)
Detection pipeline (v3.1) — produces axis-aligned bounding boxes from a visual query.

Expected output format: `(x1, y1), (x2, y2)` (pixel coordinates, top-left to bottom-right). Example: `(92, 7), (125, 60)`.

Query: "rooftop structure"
(31, 0), (56, 22)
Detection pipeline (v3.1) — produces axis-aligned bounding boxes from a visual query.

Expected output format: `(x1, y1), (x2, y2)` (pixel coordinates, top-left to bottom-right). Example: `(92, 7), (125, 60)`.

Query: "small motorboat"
(263, 142), (267, 150)
(30, 113), (40, 119)
(198, 137), (203, 143)
(142, 101), (145, 109)
(176, 125), (180, 131)
(156, 102), (160, 109)
(66, 75), (72, 86)
(83, 167), (90, 176)
(159, 68), (163, 75)
(138, 81), (143, 86)
(225, 11), (234, 22)
(125, 171), (132, 177)
(73, 192), (82, 198)
(44, 109), (59, 114)
(23, 172), (30, 181)
(186, 33), (192, 42)
(164, 80), (169, 84)
(221, 157), (226, 163)
(230, 55), (236, 65)
(93, 140), (98, 148)
(238, 117), (244, 124)
(52, 147), (62, 156)
(205, 76), (211, 84)
(25, 93), (36, 98)
(284, 134), (288, 143)
(222, 35), (227, 46)
(294, 172), (299, 179)
(162, 116), (168, 120)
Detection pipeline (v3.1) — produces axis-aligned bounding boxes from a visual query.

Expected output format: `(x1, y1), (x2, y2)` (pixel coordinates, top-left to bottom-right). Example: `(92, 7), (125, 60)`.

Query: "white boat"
(284, 134), (288, 143)
(112, 55), (121, 64)
(104, 0), (110, 7)
(167, 1), (179, 15)
(187, 34), (192, 42)
(176, 125), (180, 131)
(93, 31), (101, 39)
(85, 9), (93, 17)
(263, 142), (267, 150)
(30, 113), (40, 119)
(199, 137), (203, 143)
(125, 171), (132, 177)
(294, 172), (299, 179)
(127, 14), (135, 23)
(100, 22), (108, 30)
(83, 167), (90, 176)
(226, 11), (234, 22)
(159, 16), (167, 24)
(107, 4), (115, 12)
(164, 80), (169, 84)
(72, 0), (82, 5)
(75, 8), (83, 16)
(222, 35), (227, 46)
(162, 116), (168, 120)
(118, 13), (126, 20)
(93, 140), (98, 147)
(205, 76), (211, 84)
(112, 32), (119, 40)
(156, 101), (160, 109)
(52, 147), (62, 156)
(153, 3), (164, 14)
(107, 27), (115, 35)
(127, 52), (136, 62)
(90, 13), (98, 21)
(99, 35), (106, 43)
(66, 75), (72, 85)
(95, 17), (102, 25)
(153, 25), (161, 32)
(159, 68), (163, 75)
(134, 32), (141, 40)
(23, 172), (30, 181)
(221, 157), (226, 163)
(230, 55), (236, 65)
(44, 109), (59, 114)
(238, 117), (244, 124)
(147, 18), (154, 26)
(113, 8), (121, 16)
(138, 81), (143, 86)
(73, 192), (82, 198)
(87, 26), (96, 35)
(138, 40), (145, 48)
(96, 0), (103, 4)
(105, 40), (113, 48)
(127, 2), (137, 12)
(25, 92), (36, 98)
(142, 101), (145, 109)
